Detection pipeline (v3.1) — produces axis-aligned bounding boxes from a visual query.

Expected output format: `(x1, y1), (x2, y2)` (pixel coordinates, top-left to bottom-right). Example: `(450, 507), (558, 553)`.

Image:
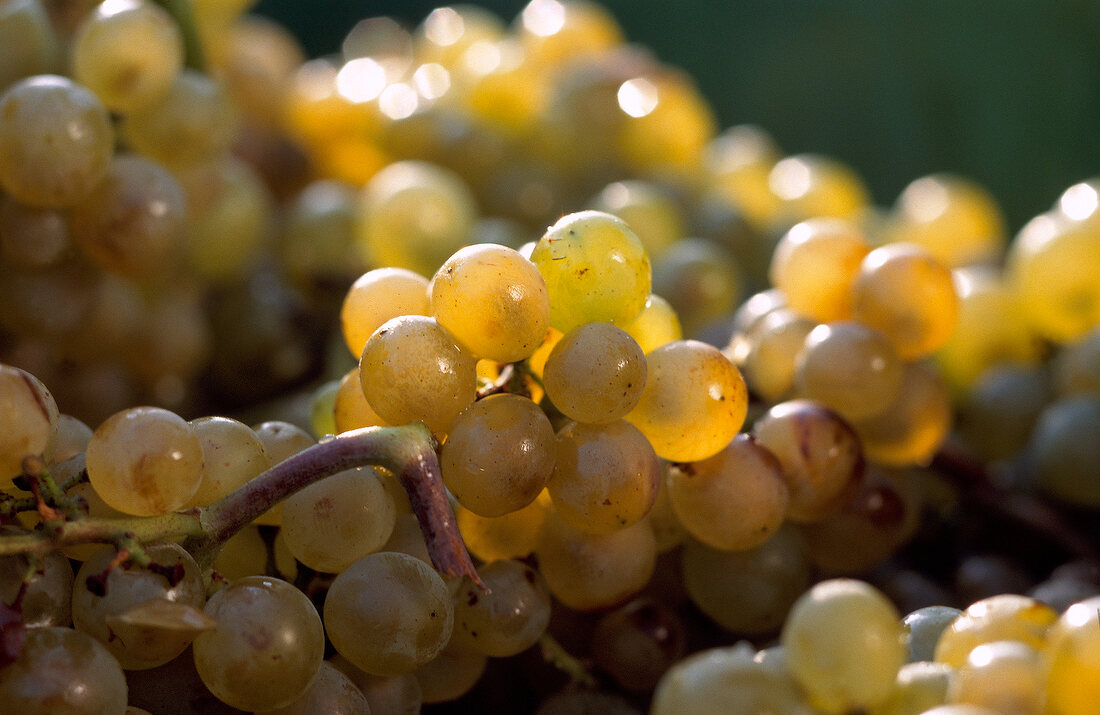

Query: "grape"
(333, 367), (388, 432)
(1052, 325), (1100, 397)
(324, 551), (454, 676)
(590, 179), (686, 259)
(518, 0), (623, 69)
(948, 640), (1043, 713)
(252, 420), (316, 464)
(415, 4), (505, 69)
(85, 406), (204, 515)
(455, 489), (552, 563)
(535, 514), (656, 611)
(651, 642), (813, 715)
(0, 194), (70, 269)
(739, 307), (816, 402)
(849, 360), (953, 467)
(211, 15), (306, 129)
(851, 242), (959, 360)
(625, 339), (748, 463)
(530, 209), (652, 333)
(547, 419), (660, 534)
(1022, 395), (1100, 508)
(430, 242), (550, 362)
(768, 217), (870, 322)
(329, 654), (424, 715)
(543, 322), (647, 424)
(277, 179), (363, 292)
(0, 74), (113, 208)
(280, 467), (396, 573)
(0, 0), (61, 91)
(591, 597), (686, 692)
(768, 153), (870, 223)
(644, 464), (689, 552)
(682, 525), (812, 635)
(451, 559), (551, 657)
(621, 293), (683, 355)
(933, 594), (1057, 668)
(413, 640), (488, 704)
(873, 661), (953, 715)
(70, 0), (183, 113)
(704, 124), (783, 230)
(956, 364), (1050, 462)
(183, 415), (271, 508)
(0, 626), (128, 714)
(794, 321), (905, 422)
(262, 661), (371, 715)
(51, 413), (92, 464)
(780, 578), (906, 713)
(441, 393), (555, 517)
(667, 433), (789, 551)
(124, 647), (242, 715)
(1044, 596), (1100, 714)
(72, 542), (206, 669)
(651, 237), (742, 337)
(193, 576), (324, 712)
(340, 266), (431, 359)
(0, 363), (59, 479)
(212, 525), (267, 582)
(0, 540), (73, 627)
(752, 400), (863, 522)
(359, 314), (477, 434)
(903, 606), (965, 662)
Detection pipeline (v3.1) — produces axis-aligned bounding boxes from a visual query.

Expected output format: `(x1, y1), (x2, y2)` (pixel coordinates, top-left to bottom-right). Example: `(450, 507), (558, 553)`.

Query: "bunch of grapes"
(0, 0), (1099, 713)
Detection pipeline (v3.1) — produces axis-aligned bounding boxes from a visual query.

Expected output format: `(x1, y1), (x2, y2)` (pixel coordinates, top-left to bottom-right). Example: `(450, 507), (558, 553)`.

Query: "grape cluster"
(0, 0), (1099, 714)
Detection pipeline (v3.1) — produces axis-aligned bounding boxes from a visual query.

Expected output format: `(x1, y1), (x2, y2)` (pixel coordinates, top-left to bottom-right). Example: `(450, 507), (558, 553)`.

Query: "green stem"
(538, 632), (597, 688)
(153, 0), (205, 70)
(0, 511), (203, 557)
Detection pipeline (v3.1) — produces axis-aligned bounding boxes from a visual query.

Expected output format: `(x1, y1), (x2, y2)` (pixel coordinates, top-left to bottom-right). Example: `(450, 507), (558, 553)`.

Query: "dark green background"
(254, 0), (1100, 233)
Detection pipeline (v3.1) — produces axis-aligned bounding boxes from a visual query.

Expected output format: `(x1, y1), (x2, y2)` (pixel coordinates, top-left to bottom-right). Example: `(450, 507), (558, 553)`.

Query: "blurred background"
(254, 0), (1100, 233)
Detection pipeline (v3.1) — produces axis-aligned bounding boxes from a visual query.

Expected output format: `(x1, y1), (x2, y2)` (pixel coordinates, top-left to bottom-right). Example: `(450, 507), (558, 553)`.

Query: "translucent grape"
(183, 415), (271, 508)
(85, 406), (204, 515)
(652, 237), (742, 337)
(359, 315), (477, 434)
(1044, 596), (1100, 715)
(535, 514), (656, 611)
(277, 179), (363, 291)
(0, 363), (59, 479)
(1023, 395), (1100, 508)
(0, 0), (61, 91)
(625, 339), (748, 463)
(668, 433), (789, 551)
(329, 654), (423, 715)
(850, 361), (953, 467)
(340, 266), (431, 359)
(590, 178), (686, 259)
(547, 419), (660, 534)
(0, 541), (72, 627)
(455, 489), (552, 563)
(903, 607), (964, 662)
(781, 578), (906, 713)
(333, 366), (388, 433)
(413, 640), (488, 704)
(430, 242), (550, 362)
(591, 597), (686, 692)
(530, 209), (652, 333)
(543, 322), (647, 423)
(768, 153), (870, 224)
(441, 393), (555, 517)
(768, 217), (870, 322)
(933, 594), (1057, 668)
(0, 74), (113, 207)
(752, 400), (863, 522)
(739, 307), (816, 402)
(280, 467), (396, 573)
(70, 0), (183, 113)
(873, 661), (953, 715)
(621, 293), (683, 355)
(1052, 325), (1100, 397)
(325, 551), (454, 676)
(518, 0), (623, 69)
(948, 640), (1042, 714)
(193, 576), (324, 712)
(955, 364), (1050, 462)
(795, 321), (905, 422)
(262, 661), (371, 715)
(0, 626), (128, 714)
(0, 194), (70, 269)
(212, 525), (267, 582)
(451, 559), (552, 657)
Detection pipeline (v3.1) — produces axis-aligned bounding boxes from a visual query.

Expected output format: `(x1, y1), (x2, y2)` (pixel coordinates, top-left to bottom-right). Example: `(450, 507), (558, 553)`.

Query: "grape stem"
(152, 0), (205, 70)
(0, 425), (482, 586)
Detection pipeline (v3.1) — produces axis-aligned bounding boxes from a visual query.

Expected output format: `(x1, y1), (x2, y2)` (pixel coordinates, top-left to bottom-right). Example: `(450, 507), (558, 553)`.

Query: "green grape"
(651, 641), (814, 715)
(871, 661), (953, 715)
(850, 360), (953, 467)
(50, 413), (92, 464)
(430, 242), (550, 362)
(0, 74), (113, 208)
(956, 364), (1050, 462)
(1044, 596), (1100, 715)
(852, 242), (959, 360)
(340, 266), (431, 359)
(184, 415), (271, 508)
(933, 594), (1057, 668)
(543, 322), (646, 424)
(794, 321), (905, 422)
(413, 640), (488, 705)
(359, 314), (477, 434)
(281, 467), (396, 573)
(85, 405), (204, 516)
(70, 0), (183, 113)
(948, 640), (1042, 714)
(1008, 211), (1100, 343)
(591, 597), (686, 692)
(277, 179), (364, 292)
(122, 69), (237, 168)
(682, 525), (812, 635)
(0, 362), (59, 479)
(0, 626), (128, 714)
(0, 0), (61, 91)
(768, 217), (870, 322)
(328, 654), (423, 715)
(530, 209), (652, 333)
(652, 237), (743, 337)
(0, 538), (72, 627)
(325, 551), (454, 676)
(451, 559), (551, 657)
(535, 513), (656, 611)
(781, 578), (906, 713)
(308, 378), (339, 438)
(252, 419), (316, 465)
(548, 419), (660, 534)
(589, 178), (686, 259)
(1023, 395), (1100, 507)
(0, 194), (70, 268)
(72, 542), (206, 669)
(455, 489), (552, 563)
(356, 160), (477, 277)
(381, 512), (434, 565)
(740, 307), (816, 402)
(441, 393), (555, 517)
(668, 433), (788, 551)
(262, 661), (371, 715)
(621, 293), (682, 355)
(751, 400), (863, 522)
(214, 15), (306, 130)
(193, 576), (324, 712)
(624, 339), (748, 463)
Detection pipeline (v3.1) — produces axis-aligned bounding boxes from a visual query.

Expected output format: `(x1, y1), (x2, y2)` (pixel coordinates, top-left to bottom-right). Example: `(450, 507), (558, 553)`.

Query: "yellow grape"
(933, 594), (1057, 668)
(1044, 596), (1100, 715)
(621, 293), (683, 355)
(340, 266), (431, 359)
(455, 490), (552, 563)
(625, 339), (748, 463)
(850, 361), (953, 467)
(769, 218), (871, 322)
(530, 210), (651, 333)
(589, 179), (686, 259)
(414, 5), (505, 70)
(333, 367), (388, 433)
(542, 322), (646, 424)
(795, 321), (905, 422)
(450, 559), (551, 657)
(430, 243), (550, 362)
(184, 415), (271, 508)
(768, 153), (870, 224)
(703, 124), (783, 230)
(871, 661), (952, 715)
(947, 640), (1043, 714)
(0, 363), (59, 480)
(517, 0), (623, 69)
(739, 308), (816, 402)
